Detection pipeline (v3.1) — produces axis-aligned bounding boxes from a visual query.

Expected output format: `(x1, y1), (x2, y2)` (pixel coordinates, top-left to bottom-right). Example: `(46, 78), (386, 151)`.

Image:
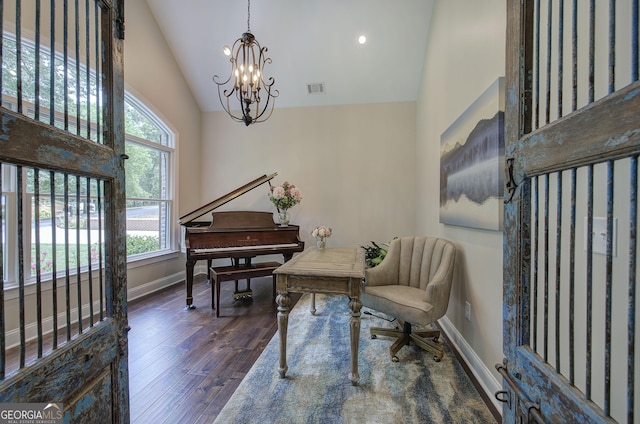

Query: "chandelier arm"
(251, 89), (278, 122)
(216, 86), (242, 123)
(256, 103), (276, 123)
(213, 73), (233, 87)
(260, 76), (277, 90)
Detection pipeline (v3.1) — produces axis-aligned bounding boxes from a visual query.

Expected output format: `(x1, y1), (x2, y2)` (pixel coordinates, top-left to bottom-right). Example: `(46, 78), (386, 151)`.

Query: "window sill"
(127, 249), (181, 269)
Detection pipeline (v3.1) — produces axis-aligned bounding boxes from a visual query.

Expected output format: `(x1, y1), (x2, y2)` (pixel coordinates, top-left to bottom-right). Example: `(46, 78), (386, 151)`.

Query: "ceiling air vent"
(307, 82), (326, 95)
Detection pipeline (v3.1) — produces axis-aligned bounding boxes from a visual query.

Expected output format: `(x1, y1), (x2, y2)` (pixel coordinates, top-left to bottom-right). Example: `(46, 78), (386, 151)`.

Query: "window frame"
(122, 101), (177, 262)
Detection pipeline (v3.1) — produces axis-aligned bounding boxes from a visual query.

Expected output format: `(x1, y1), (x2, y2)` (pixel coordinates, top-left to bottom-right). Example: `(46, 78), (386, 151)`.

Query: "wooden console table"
(273, 247), (366, 385)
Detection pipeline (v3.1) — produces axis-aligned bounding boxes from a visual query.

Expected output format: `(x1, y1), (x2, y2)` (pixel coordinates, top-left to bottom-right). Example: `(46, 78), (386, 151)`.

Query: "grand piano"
(179, 173), (304, 309)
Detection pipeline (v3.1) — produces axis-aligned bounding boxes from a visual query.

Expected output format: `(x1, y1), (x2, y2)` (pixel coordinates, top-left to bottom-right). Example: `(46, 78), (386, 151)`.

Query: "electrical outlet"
(465, 301), (471, 322)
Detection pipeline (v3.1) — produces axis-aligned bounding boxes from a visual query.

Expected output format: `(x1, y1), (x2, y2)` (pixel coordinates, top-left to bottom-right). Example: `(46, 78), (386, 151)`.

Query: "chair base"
(370, 321), (443, 362)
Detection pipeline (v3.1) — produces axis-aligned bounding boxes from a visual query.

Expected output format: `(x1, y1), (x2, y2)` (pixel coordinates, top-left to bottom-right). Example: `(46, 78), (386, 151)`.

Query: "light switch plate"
(584, 217), (617, 256)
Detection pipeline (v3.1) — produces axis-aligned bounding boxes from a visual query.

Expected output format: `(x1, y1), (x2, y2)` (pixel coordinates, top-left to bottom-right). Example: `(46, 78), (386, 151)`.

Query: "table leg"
(276, 293), (290, 378)
(348, 296), (362, 385)
(310, 293), (316, 315)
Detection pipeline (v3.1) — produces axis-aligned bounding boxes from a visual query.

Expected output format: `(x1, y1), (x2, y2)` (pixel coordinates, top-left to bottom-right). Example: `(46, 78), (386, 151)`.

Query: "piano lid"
(178, 172), (278, 225)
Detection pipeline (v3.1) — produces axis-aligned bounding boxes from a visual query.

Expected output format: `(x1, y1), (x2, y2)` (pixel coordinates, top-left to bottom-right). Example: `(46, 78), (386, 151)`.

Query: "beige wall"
(202, 102), (417, 251)
(124, 0), (201, 292)
(416, 0), (506, 394)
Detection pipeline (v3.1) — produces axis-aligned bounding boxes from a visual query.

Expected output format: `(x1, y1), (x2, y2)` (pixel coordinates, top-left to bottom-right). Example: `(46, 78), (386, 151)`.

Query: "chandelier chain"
(247, 0), (251, 32)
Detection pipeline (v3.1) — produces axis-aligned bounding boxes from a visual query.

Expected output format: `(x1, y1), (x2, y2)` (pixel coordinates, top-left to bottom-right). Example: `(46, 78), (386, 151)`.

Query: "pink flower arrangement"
(269, 181), (302, 212)
(311, 225), (332, 240)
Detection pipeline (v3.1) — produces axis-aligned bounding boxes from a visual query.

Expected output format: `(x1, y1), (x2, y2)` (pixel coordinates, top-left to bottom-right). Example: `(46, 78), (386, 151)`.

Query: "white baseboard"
(438, 316), (503, 415)
(127, 270), (186, 302)
(128, 262), (210, 302)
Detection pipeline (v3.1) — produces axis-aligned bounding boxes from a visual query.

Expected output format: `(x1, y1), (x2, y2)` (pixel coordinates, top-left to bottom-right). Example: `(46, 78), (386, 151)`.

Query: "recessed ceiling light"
(358, 35), (367, 45)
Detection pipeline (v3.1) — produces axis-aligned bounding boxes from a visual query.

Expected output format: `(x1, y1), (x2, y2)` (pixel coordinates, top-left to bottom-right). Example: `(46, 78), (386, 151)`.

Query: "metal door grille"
(530, 0), (638, 128)
(529, 160), (637, 421)
(1, 0), (104, 143)
(0, 165), (108, 377)
(0, 0), (119, 379)
(518, 1), (639, 422)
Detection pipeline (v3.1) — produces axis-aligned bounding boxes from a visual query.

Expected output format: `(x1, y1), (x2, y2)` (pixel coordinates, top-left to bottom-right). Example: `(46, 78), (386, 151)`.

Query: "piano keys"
(192, 243), (301, 255)
(179, 173), (305, 309)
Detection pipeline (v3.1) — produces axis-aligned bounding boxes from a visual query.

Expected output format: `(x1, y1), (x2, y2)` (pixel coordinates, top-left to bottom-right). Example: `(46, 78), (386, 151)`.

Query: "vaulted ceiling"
(144, 0), (434, 112)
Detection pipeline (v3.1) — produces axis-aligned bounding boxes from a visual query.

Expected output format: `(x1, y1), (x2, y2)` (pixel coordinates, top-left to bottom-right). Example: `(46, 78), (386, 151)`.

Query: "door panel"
(0, 0), (128, 422)
(502, 1), (639, 423)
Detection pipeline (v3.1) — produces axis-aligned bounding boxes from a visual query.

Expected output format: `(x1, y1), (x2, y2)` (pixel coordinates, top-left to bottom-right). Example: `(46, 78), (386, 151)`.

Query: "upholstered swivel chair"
(361, 236), (456, 362)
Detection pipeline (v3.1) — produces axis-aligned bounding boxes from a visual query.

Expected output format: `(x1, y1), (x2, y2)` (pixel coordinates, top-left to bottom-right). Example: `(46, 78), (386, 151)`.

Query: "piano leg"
(206, 259), (212, 284)
(185, 259), (197, 310)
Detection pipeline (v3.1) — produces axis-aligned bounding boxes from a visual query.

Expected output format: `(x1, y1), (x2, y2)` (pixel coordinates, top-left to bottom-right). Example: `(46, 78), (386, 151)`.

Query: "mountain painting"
(440, 77), (505, 231)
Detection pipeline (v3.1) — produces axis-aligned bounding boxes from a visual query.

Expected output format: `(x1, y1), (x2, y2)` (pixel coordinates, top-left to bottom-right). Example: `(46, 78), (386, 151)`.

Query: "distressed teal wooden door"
(0, 0), (129, 422)
(501, 0), (639, 422)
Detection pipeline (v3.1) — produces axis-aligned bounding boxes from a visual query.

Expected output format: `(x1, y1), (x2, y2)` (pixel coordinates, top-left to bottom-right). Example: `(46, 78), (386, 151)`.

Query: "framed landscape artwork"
(439, 77), (505, 231)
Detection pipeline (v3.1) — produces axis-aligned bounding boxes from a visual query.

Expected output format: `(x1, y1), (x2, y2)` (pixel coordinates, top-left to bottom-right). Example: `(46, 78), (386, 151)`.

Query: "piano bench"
(210, 261), (282, 317)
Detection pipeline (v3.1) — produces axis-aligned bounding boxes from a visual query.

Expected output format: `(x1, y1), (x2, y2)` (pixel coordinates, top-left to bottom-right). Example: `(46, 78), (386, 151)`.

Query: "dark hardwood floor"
(128, 275), (299, 424)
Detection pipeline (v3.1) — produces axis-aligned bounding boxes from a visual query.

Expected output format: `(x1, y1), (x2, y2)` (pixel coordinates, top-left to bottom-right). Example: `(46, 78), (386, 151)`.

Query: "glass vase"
(316, 238), (326, 250)
(278, 210), (290, 226)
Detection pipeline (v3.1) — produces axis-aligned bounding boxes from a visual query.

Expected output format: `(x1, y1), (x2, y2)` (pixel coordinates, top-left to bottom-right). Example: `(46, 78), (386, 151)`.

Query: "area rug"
(214, 293), (495, 424)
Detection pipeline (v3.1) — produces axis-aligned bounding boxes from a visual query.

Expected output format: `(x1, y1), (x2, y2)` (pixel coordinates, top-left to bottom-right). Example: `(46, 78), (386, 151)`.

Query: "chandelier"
(213, 0), (278, 126)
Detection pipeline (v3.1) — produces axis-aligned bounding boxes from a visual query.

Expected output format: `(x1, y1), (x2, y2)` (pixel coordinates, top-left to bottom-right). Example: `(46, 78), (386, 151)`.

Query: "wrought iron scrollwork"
(505, 157), (518, 204)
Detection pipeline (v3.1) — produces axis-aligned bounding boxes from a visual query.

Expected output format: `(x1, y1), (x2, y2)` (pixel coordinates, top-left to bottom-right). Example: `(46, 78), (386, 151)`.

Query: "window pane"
(124, 99), (166, 145)
(31, 185), (104, 278)
(2, 33), (103, 142)
(126, 200), (169, 255)
(125, 142), (164, 199)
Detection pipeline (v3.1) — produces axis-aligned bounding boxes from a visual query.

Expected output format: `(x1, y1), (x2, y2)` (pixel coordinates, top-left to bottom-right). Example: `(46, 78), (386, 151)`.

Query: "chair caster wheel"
(371, 335), (377, 339)
(392, 356), (399, 362)
(433, 355), (442, 362)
